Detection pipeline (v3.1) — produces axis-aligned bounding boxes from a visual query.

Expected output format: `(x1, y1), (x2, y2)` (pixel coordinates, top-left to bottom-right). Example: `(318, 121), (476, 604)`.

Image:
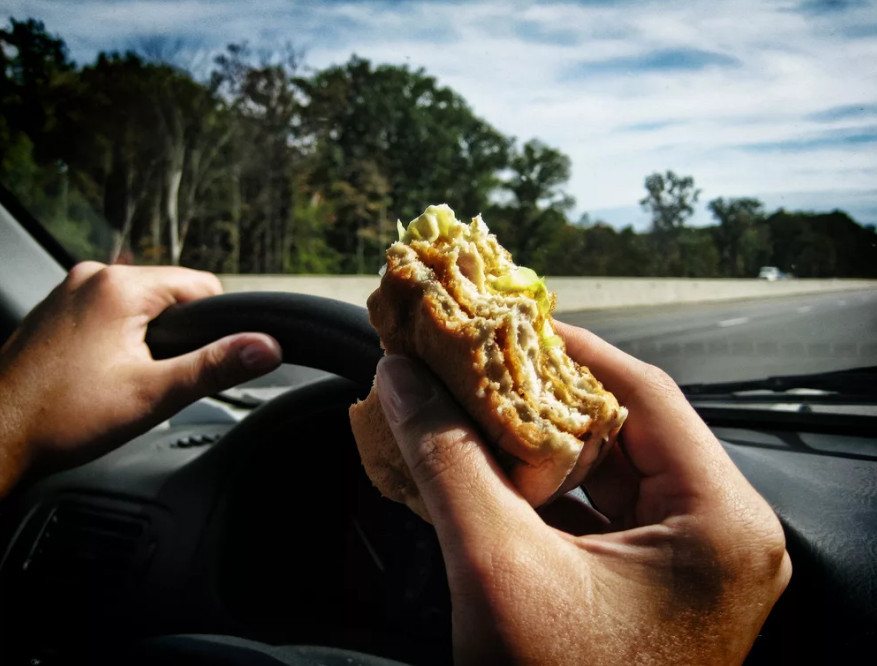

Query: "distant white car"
(758, 266), (782, 281)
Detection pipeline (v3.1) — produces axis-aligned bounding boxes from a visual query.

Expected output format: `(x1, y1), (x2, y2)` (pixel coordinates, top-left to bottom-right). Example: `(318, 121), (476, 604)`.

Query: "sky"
(7, 0), (877, 229)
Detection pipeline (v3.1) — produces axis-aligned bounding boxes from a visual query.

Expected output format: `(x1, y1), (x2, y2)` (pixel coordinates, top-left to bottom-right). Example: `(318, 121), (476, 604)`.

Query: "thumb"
(376, 355), (532, 549)
(155, 332), (282, 407)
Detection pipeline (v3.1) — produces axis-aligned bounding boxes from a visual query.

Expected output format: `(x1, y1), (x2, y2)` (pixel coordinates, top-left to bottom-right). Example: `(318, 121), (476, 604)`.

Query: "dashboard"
(0, 361), (875, 665)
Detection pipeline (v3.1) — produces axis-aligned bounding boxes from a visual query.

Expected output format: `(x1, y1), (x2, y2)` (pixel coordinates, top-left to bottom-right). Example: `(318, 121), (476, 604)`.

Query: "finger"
(580, 439), (640, 526)
(376, 355), (537, 552)
(554, 321), (738, 507)
(133, 266), (224, 318)
(151, 333), (282, 410)
(72, 265), (224, 321)
(553, 320), (648, 406)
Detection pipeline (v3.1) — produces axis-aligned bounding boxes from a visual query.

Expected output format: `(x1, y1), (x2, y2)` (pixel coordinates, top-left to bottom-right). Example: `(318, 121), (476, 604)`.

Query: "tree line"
(2, 18), (875, 277)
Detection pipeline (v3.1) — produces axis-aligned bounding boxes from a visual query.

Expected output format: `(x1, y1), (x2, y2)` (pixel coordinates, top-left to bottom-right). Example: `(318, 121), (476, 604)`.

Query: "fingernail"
(376, 355), (435, 425)
(240, 338), (282, 372)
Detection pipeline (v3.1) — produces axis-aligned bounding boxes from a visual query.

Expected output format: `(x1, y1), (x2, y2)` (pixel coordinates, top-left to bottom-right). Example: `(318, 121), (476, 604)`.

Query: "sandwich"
(349, 204), (627, 521)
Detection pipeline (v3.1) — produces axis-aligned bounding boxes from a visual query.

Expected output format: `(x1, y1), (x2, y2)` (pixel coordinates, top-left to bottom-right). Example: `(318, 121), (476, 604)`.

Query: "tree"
(297, 57), (509, 272)
(677, 228), (720, 277)
(640, 171), (700, 232)
(56, 54), (154, 259)
(537, 223), (589, 275)
(210, 43), (306, 272)
(487, 139), (574, 269)
(0, 18), (75, 159)
(708, 197), (766, 277)
(569, 222), (618, 276)
(153, 69), (236, 266)
(639, 171), (700, 275)
(0, 18), (100, 257)
(764, 209), (877, 278)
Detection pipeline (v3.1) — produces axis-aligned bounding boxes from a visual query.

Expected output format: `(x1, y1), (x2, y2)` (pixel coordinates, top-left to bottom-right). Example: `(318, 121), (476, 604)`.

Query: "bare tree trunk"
(149, 186), (162, 263)
(155, 92), (186, 265)
(356, 220), (365, 274)
(111, 196), (136, 263)
(107, 145), (156, 264)
(166, 163), (183, 265)
(231, 167), (241, 273)
(286, 180), (295, 273)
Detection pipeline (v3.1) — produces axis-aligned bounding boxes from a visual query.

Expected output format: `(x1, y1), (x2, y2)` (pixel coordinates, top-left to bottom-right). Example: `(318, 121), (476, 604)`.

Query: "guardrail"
(218, 275), (877, 313)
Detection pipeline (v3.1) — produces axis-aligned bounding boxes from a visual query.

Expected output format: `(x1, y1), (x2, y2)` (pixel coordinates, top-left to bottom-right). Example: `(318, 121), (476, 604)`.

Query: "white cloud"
(6, 0), (877, 225)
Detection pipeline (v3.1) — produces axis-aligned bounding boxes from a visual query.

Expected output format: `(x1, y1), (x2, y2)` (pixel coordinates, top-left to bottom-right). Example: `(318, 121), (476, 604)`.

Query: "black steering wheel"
(146, 291), (383, 386)
(144, 292), (451, 665)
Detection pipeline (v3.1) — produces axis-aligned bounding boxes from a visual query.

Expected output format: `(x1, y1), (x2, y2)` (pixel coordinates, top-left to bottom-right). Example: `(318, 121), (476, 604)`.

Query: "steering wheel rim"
(147, 292), (452, 660)
(145, 292), (383, 387)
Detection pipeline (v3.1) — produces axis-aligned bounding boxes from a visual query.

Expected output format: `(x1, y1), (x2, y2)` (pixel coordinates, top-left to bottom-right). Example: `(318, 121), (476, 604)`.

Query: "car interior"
(0, 189), (875, 665)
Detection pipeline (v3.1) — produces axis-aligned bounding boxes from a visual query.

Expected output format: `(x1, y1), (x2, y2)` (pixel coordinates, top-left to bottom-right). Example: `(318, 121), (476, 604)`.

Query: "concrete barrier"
(218, 274), (877, 313)
(545, 277), (877, 312)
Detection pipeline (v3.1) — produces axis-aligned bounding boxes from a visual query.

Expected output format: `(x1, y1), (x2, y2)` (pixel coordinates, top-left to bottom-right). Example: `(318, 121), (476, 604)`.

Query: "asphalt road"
(556, 288), (877, 385)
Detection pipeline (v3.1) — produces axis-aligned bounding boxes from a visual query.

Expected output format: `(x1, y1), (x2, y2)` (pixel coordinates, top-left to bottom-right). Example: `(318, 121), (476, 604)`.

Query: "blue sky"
(7, 0), (877, 229)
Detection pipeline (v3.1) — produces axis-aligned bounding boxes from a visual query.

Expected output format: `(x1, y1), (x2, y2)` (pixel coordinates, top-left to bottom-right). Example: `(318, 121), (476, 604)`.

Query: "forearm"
(0, 374), (35, 498)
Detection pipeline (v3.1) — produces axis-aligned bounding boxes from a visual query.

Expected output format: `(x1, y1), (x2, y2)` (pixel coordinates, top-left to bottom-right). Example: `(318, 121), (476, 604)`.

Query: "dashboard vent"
(23, 502), (152, 594)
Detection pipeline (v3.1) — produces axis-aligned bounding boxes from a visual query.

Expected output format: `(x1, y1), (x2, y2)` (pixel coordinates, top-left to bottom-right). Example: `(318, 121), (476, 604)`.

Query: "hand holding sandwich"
(376, 321), (791, 665)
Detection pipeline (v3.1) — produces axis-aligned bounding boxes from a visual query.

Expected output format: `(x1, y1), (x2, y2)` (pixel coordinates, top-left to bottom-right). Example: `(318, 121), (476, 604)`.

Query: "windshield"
(1, 1), (875, 387)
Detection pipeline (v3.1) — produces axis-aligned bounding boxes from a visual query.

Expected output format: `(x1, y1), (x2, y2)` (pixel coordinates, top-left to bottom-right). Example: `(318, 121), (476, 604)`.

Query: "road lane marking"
(838, 299), (847, 306)
(797, 306), (812, 313)
(718, 317), (750, 327)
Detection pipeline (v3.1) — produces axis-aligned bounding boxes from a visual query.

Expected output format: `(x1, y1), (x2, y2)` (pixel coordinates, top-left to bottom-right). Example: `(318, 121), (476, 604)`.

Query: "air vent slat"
(51, 506), (146, 537)
(42, 524), (142, 554)
(23, 502), (153, 592)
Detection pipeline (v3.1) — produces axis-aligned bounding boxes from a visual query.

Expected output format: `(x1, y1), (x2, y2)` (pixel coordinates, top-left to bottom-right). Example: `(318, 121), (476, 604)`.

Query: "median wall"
(218, 275), (877, 313)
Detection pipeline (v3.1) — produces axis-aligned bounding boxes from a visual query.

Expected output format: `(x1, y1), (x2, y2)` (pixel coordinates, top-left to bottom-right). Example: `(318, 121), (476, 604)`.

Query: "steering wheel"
(146, 292), (383, 386)
(144, 292), (452, 665)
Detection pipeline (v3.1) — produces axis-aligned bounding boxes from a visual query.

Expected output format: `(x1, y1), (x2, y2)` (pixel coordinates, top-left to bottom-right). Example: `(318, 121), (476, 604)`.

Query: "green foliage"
(640, 171), (701, 232)
(763, 210), (877, 278)
(639, 171), (703, 275)
(677, 228), (721, 277)
(0, 121), (39, 198)
(1, 16), (875, 279)
(488, 140), (572, 268)
(0, 18), (75, 160)
(43, 189), (106, 261)
(535, 222), (656, 277)
(298, 56), (510, 271)
(708, 197), (767, 277)
(285, 196), (345, 274)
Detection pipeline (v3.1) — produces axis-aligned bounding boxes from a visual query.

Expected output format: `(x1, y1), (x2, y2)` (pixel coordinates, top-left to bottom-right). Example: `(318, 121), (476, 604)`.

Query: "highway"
(556, 289), (877, 385)
(241, 287), (877, 393)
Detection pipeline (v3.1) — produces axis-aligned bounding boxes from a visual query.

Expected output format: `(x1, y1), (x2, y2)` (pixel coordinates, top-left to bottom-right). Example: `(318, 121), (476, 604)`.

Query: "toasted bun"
(350, 205), (626, 517)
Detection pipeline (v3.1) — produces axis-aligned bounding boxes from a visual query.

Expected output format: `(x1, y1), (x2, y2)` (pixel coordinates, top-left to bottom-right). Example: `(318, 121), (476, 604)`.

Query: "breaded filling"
(389, 204), (625, 452)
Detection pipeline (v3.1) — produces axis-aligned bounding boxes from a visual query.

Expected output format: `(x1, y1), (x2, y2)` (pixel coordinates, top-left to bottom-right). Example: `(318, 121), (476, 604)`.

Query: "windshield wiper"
(680, 366), (877, 403)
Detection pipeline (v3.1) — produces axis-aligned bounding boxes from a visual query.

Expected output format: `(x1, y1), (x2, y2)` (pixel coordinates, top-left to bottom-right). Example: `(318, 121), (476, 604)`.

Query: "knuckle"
(744, 511), (791, 583)
(687, 500), (791, 595)
(628, 362), (683, 406)
(200, 271), (223, 295)
(641, 363), (681, 396)
(407, 427), (479, 488)
(66, 261), (106, 289)
(98, 263), (126, 283)
(195, 343), (230, 394)
(89, 264), (130, 300)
